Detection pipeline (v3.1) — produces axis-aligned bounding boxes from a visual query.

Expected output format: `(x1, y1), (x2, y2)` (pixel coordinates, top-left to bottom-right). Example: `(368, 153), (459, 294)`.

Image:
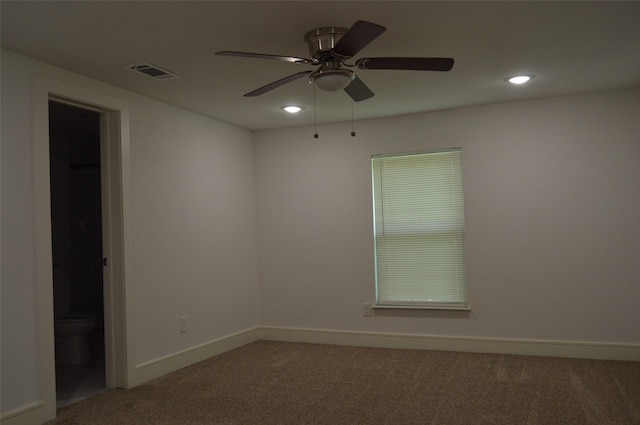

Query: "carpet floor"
(46, 340), (640, 424)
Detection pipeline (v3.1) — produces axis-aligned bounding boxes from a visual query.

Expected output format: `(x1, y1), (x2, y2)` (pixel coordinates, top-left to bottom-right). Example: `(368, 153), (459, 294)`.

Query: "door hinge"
(103, 258), (108, 266)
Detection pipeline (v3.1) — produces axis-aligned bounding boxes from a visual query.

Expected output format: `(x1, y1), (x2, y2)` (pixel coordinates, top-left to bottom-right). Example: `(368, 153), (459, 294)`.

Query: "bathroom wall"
(49, 102), (104, 322)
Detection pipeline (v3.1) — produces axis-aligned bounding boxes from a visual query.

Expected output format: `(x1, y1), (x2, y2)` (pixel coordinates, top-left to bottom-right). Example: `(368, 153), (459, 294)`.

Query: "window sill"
(373, 304), (471, 312)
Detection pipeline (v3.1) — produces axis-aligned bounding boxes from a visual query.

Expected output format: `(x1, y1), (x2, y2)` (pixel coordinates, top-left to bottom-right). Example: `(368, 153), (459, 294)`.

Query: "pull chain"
(313, 85), (319, 139)
(350, 100), (356, 137)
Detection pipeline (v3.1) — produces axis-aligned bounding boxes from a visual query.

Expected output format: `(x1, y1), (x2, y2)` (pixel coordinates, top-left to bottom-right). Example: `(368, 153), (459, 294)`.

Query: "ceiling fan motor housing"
(304, 27), (349, 60)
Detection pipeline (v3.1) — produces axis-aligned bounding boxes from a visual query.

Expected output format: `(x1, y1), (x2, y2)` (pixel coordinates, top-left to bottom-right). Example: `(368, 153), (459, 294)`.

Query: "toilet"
(54, 268), (97, 365)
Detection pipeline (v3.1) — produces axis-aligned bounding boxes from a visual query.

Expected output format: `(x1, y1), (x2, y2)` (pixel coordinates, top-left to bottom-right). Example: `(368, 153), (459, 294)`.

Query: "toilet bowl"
(54, 269), (96, 365)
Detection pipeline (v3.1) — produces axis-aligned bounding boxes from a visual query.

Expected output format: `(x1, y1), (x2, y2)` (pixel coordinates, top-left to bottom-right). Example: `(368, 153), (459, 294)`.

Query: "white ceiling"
(2, 1), (640, 131)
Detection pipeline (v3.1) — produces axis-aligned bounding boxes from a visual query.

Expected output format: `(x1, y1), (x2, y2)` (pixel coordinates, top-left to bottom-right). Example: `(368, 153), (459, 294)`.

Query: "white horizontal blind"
(372, 149), (467, 308)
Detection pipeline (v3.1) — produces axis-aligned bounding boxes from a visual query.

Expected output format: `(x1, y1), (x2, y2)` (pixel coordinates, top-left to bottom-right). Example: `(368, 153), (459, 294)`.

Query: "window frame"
(371, 148), (469, 311)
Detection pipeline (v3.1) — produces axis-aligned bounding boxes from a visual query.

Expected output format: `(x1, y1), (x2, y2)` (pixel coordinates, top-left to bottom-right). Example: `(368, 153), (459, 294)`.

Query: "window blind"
(372, 149), (467, 308)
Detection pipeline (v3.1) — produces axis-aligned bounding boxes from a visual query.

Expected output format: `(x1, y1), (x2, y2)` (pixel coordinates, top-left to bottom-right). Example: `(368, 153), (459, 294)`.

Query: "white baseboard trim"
(134, 326), (639, 388)
(0, 401), (47, 425)
(134, 327), (260, 386)
(6, 326), (636, 425)
(257, 326), (640, 361)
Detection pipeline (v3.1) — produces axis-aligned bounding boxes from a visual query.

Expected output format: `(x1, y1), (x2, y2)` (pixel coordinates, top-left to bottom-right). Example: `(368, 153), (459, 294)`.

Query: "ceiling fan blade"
(333, 21), (386, 57)
(344, 75), (374, 102)
(356, 57), (454, 71)
(216, 51), (313, 65)
(244, 71), (312, 97)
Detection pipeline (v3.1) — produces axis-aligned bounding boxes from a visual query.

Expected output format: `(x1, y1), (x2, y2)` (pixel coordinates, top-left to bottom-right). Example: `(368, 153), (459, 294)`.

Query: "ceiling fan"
(216, 20), (454, 102)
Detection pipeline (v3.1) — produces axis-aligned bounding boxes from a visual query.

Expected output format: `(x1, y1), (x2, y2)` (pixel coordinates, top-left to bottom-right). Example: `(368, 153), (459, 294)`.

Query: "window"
(371, 149), (467, 309)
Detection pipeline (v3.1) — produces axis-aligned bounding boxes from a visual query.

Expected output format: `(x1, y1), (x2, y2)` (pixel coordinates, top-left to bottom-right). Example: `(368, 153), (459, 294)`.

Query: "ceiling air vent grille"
(127, 63), (179, 80)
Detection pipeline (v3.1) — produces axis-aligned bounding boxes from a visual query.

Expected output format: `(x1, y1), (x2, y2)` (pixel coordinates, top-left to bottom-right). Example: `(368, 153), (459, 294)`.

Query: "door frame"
(33, 77), (135, 419)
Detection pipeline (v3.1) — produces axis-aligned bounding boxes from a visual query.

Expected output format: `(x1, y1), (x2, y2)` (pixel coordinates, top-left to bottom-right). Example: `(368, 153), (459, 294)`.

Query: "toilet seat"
(53, 269), (98, 364)
(54, 315), (97, 364)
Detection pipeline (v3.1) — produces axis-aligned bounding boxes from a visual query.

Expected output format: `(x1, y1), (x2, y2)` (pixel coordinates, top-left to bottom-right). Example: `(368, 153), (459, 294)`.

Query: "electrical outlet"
(362, 302), (372, 317)
(180, 316), (187, 333)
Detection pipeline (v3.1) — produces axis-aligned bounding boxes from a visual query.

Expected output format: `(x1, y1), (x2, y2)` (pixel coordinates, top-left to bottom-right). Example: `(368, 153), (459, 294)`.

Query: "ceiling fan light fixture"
(311, 69), (355, 92)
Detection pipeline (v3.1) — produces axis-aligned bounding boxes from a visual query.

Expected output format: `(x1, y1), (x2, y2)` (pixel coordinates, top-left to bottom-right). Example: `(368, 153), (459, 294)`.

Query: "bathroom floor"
(55, 338), (106, 408)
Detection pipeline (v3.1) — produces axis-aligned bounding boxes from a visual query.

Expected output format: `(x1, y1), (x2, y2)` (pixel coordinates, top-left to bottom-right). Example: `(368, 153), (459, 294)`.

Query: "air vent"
(127, 63), (179, 80)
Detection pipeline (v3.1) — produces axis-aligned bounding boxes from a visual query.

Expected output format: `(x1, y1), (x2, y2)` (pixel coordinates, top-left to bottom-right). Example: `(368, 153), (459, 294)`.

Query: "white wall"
(1, 50), (41, 412)
(2, 46), (639, 421)
(129, 98), (259, 364)
(254, 88), (640, 344)
(0, 49), (260, 414)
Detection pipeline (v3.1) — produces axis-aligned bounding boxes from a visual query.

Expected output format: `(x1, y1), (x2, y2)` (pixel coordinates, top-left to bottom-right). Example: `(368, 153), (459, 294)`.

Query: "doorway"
(31, 77), (133, 422)
(49, 100), (106, 407)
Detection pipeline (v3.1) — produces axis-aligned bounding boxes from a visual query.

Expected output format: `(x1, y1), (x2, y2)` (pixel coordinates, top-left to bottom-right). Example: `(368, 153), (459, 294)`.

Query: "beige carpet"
(46, 340), (640, 424)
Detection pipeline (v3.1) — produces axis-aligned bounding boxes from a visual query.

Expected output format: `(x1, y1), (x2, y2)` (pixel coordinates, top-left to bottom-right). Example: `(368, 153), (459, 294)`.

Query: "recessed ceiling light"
(282, 105), (303, 113)
(506, 75), (534, 85)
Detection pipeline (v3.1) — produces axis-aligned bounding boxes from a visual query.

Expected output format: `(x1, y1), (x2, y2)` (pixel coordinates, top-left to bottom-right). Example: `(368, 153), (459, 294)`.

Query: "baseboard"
(0, 401), (48, 425)
(135, 327), (260, 385)
(6, 326), (635, 425)
(135, 326), (639, 388)
(257, 326), (640, 361)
